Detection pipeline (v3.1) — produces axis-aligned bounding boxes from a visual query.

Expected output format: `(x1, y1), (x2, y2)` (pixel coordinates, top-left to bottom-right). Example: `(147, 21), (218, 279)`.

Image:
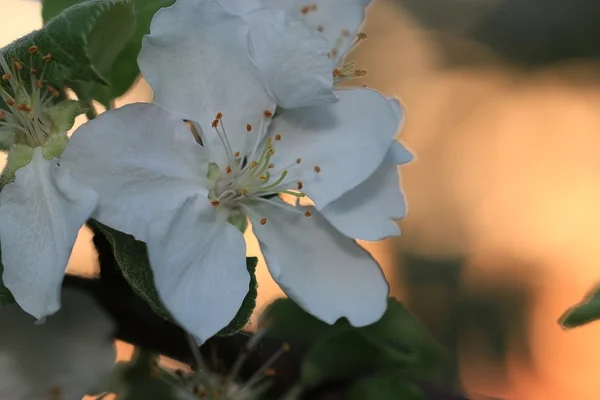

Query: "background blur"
(6, 0), (600, 398)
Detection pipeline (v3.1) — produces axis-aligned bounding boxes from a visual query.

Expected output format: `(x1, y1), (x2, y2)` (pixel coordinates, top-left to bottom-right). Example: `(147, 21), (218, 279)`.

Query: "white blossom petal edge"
(0, 289), (116, 400)
(0, 149), (98, 319)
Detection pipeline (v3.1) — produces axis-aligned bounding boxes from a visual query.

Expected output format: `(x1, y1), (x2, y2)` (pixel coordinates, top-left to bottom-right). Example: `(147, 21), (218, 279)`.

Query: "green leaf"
(91, 221), (258, 334)
(43, 0), (175, 103)
(263, 298), (440, 388)
(41, 0), (136, 107)
(561, 285), (600, 328)
(0, 247), (15, 307)
(218, 256), (258, 336)
(2, 0), (134, 99)
(260, 297), (333, 347)
(348, 373), (426, 400)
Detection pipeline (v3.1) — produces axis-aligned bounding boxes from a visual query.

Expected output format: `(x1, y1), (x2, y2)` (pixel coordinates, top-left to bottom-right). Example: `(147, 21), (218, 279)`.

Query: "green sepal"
(42, 132), (69, 159)
(560, 285), (600, 328)
(0, 128), (17, 151)
(0, 144), (35, 186)
(45, 100), (85, 133)
(91, 221), (259, 335)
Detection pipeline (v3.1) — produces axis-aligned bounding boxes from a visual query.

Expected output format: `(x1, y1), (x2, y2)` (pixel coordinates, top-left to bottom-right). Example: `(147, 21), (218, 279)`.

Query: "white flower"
(216, 0), (372, 66)
(60, 0), (410, 342)
(0, 289), (116, 400)
(0, 51), (98, 320)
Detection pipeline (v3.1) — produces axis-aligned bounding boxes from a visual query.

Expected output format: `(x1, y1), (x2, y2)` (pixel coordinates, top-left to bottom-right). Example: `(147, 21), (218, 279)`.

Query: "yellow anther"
(249, 161), (258, 169)
(234, 151), (240, 158)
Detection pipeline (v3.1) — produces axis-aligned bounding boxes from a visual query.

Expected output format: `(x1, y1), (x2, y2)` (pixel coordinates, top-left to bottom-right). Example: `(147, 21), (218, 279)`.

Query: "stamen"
(297, 181), (303, 190)
(211, 200), (220, 207)
(260, 217), (267, 225)
(274, 134), (281, 141)
(6, 99), (15, 106)
(314, 165), (321, 173)
(233, 151), (240, 158)
(13, 61), (22, 71)
(246, 123), (252, 132)
(2, 73), (11, 80)
(28, 46), (38, 55)
(263, 110), (273, 118)
(296, 158), (302, 164)
(42, 53), (52, 63)
(225, 166), (232, 174)
(304, 211), (312, 217)
(268, 163), (274, 169)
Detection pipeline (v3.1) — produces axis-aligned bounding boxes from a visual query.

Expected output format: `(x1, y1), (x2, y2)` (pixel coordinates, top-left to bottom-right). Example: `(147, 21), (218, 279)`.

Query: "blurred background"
(6, 0), (600, 398)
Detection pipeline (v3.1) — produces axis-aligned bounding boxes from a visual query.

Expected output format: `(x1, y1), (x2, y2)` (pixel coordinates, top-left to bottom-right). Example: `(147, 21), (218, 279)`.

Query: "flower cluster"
(1, 0), (411, 349)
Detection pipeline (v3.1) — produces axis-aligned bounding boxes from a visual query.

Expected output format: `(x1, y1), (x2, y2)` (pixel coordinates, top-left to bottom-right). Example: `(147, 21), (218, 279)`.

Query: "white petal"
(61, 103), (208, 242)
(269, 88), (403, 208)
(0, 289), (115, 400)
(261, 0), (371, 60)
(215, 0), (262, 14)
(147, 196), (250, 343)
(245, 8), (336, 108)
(138, 0), (276, 163)
(249, 201), (389, 326)
(0, 150), (98, 319)
(320, 142), (411, 241)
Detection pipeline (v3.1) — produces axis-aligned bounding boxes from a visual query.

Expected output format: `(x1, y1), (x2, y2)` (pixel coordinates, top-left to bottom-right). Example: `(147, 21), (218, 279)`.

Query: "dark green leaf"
(92, 221), (258, 334)
(39, 0), (136, 107)
(348, 373), (426, 400)
(218, 256), (258, 336)
(0, 247), (15, 307)
(561, 285), (600, 328)
(263, 298), (440, 388)
(260, 297), (334, 347)
(2, 0), (134, 98)
(43, 0), (174, 103)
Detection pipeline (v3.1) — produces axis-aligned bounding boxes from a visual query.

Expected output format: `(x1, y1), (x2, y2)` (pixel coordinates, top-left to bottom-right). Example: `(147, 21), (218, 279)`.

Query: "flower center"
(205, 113), (316, 225)
(0, 47), (58, 147)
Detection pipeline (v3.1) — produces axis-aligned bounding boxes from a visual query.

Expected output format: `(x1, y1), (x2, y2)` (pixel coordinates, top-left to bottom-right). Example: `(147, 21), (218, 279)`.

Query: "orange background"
(5, 1), (600, 398)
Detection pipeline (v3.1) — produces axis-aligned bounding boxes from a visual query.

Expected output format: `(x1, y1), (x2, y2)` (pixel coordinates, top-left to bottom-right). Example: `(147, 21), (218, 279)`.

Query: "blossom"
(0, 51), (98, 319)
(60, 0), (410, 342)
(0, 289), (116, 400)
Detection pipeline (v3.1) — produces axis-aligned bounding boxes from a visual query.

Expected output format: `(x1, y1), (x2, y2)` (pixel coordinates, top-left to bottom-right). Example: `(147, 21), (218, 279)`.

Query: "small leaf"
(92, 221), (258, 335)
(561, 285), (600, 328)
(348, 373), (426, 400)
(0, 247), (16, 307)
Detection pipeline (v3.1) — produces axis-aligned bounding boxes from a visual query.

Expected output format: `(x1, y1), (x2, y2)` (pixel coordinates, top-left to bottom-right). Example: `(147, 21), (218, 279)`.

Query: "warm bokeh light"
(6, 0), (600, 398)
